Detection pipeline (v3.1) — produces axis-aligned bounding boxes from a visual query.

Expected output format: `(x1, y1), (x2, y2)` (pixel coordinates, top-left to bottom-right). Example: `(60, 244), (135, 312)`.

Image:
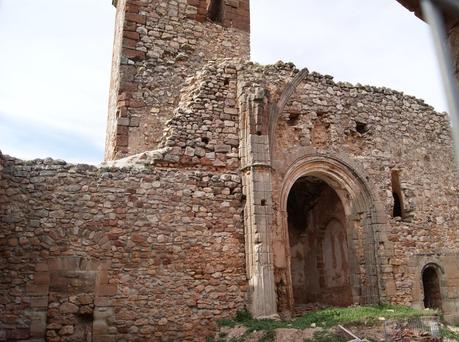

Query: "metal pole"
(421, 0), (459, 166)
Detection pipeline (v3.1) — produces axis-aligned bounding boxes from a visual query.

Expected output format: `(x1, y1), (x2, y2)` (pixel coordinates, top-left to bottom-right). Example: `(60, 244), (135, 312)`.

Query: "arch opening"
(391, 170), (404, 218)
(207, 0), (223, 23)
(422, 266), (442, 310)
(287, 176), (353, 310)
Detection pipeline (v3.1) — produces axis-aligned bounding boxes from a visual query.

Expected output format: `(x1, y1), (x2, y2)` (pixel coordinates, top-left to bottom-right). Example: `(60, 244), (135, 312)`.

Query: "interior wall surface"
(105, 0), (250, 160)
(288, 180), (352, 307)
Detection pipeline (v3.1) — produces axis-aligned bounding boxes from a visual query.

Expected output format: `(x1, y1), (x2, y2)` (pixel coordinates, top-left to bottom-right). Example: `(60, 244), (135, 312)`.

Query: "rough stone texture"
(105, 0), (250, 161)
(288, 179), (352, 307)
(106, 58), (459, 324)
(3, 56), (459, 338)
(0, 156), (246, 340)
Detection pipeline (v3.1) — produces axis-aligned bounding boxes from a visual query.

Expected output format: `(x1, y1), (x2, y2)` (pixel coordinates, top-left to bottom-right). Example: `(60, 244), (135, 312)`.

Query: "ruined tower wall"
(105, 0), (250, 161)
(107, 60), (243, 172)
(0, 156), (246, 341)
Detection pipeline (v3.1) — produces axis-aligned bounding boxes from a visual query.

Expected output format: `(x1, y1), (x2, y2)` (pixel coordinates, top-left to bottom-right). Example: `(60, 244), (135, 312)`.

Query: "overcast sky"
(0, 0), (446, 164)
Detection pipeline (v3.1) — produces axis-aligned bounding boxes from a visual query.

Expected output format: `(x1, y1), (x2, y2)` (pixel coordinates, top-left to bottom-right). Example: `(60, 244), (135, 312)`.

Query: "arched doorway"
(287, 176), (353, 309)
(274, 155), (390, 314)
(422, 266), (442, 310)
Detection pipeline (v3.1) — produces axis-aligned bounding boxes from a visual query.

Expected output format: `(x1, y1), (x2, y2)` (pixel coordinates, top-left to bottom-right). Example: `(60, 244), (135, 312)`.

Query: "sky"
(0, 0), (446, 164)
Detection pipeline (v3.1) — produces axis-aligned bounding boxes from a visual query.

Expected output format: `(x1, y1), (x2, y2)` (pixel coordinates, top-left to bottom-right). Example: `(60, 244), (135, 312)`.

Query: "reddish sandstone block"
(35, 263), (48, 272)
(94, 296), (112, 306)
(122, 38), (138, 49)
(6, 329), (30, 340)
(96, 284), (117, 296)
(119, 81), (137, 92)
(131, 233), (146, 243)
(93, 335), (115, 342)
(116, 134), (128, 147)
(26, 284), (49, 296)
(123, 30), (140, 40)
(123, 48), (146, 60)
(125, 13), (146, 25)
(33, 272), (50, 285)
(30, 296), (48, 308)
(125, 3), (139, 13)
(129, 100), (145, 108)
(30, 319), (46, 337)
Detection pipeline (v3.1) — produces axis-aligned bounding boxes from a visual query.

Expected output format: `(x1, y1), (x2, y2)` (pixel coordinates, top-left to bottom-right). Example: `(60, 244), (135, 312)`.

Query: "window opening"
(207, 0), (224, 23)
(287, 113), (300, 126)
(422, 266), (442, 310)
(355, 121), (369, 134)
(391, 170), (404, 218)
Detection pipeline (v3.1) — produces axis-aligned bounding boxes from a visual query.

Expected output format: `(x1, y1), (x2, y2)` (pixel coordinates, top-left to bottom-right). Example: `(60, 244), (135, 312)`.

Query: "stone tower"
(105, 0), (250, 160)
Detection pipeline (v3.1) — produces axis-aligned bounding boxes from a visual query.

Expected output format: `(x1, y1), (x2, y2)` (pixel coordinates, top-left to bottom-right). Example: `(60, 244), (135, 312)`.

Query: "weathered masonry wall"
(107, 60), (242, 172)
(235, 61), (459, 321)
(3, 56), (459, 340)
(105, 0), (250, 161)
(0, 156), (246, 341)
(269, 64), (459, 308)
(123, 59), (459, 321)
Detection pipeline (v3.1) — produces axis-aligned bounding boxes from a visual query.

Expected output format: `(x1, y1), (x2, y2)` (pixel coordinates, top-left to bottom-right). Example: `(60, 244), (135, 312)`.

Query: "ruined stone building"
(1, 0), (459, 341)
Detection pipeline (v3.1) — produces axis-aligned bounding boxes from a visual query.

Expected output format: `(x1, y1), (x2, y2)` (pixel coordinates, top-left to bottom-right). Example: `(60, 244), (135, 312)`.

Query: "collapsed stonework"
(2, 0), (459, 341)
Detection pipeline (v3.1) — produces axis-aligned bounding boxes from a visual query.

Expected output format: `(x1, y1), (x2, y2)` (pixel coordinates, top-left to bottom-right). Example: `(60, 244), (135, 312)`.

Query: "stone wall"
(3, 57), (459, 340)
(270, 65), (458, 307)
(235, 61), (459, 320)
(105, 0), (250, 161)
(108, 59), (459, 321)
(0, 156), (246, 341)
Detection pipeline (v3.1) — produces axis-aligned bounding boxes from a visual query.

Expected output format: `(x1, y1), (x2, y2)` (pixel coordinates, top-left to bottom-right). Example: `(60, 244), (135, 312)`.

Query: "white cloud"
(0, 0), (449, 163)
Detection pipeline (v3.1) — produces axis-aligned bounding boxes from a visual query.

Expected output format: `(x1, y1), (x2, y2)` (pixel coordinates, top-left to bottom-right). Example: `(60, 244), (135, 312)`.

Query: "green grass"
(441, 327), (459, 341)
(219, 304), (436, 333)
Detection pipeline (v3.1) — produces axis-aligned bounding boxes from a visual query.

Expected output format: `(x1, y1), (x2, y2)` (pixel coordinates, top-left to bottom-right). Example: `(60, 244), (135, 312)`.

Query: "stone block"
(125, 13), (146, 25)
(26, 284), (49, 296)
(118, 117), (130, 126)
(59, 302), (79, 314)
(35, 263), (49, 272)
(6, 329), (29, 340)
(444, 313), (459, 325)
(30, 318), (47, 337)
(48, 257), (81, 271)
(30, 296), (48, 308)
(129, 117), (140, 127)
(33, 272), (50, 285)
(94, 307), (114, 320)
(93, 320), (109, 335)
(96, 284), (117, 296)
(93, 336), (116, 342)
